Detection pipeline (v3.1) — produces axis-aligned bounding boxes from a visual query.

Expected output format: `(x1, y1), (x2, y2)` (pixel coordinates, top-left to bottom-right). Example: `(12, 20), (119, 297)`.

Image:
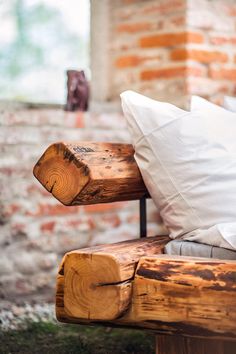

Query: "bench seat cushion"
(164, 240), (236, 260)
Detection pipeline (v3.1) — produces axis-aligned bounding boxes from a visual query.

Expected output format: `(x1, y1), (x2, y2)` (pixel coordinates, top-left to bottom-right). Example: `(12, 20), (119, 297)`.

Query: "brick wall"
(2, 0), (236, 306)
(185, 0), (236, 103)
(91, 0), (236, 108)
(0, 103), (162, 306)
(110, 0), (189, 107)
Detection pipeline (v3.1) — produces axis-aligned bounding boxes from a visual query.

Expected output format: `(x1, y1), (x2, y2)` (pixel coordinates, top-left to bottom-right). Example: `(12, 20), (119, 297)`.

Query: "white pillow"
(191, 95), (236, 113)
(224, 96), (236, 112)
(191, 95), (225, 112)
(121, 90), (236, 250)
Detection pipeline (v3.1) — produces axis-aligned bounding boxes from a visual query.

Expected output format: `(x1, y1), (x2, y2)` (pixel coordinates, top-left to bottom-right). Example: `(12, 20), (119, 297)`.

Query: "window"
(0, 0), (90, 104)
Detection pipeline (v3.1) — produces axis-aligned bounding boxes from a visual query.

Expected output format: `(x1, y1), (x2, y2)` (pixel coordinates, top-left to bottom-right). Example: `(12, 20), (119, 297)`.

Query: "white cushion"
(164, 240), (236, 259)
(224, 96), (236, 112)
(191, 94), (236, 113)
(121, 90), (236, 250)
(191, 95), (225, 112)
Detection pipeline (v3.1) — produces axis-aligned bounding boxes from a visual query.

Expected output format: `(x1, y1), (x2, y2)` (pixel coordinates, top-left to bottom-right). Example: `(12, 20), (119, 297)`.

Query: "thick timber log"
(33, 142), (148, 205)
(59, 236), (168, 321)
(56, 254), (236, 340)
(132, 255), (236, 339)
(155, 335), (236, 354)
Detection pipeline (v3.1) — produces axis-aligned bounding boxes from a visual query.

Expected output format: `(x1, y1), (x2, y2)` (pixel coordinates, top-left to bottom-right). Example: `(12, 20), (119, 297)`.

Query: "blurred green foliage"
(0, 0), (89, 103)
(0, 321), (155, 354)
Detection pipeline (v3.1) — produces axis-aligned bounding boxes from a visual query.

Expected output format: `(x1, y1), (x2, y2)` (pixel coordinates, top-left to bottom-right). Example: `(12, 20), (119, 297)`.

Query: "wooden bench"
(34, 141), (236, 354)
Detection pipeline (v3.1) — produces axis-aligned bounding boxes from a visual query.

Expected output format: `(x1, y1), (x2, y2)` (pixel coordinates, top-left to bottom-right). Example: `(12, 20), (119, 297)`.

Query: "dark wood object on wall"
(65, 70), (89, 111)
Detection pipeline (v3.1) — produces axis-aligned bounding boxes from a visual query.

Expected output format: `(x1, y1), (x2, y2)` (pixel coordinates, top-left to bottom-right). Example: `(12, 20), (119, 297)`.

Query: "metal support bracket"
(139, 197), (147, 238)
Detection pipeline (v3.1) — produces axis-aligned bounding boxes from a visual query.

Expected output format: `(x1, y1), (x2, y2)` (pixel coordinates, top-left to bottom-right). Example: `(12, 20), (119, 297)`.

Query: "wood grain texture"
(33, 142), (149, 205)
(156, 335), (236, 354)
(59, 236), (169, 321)
(56, 253), (236, 340)
(132, 255), (236, 339)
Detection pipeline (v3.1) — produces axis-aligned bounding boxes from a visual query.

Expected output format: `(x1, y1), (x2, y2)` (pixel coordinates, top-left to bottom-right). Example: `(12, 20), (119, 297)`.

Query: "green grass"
(0, 321), (155, 354)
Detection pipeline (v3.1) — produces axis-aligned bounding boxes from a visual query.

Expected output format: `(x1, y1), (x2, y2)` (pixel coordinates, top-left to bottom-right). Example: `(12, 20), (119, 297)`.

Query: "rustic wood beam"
(132, 255), (236, 339)
(56, 253), (236, 340)
(59, 236), (169, 321)
(33, 142), (149, 205)
(155, 334), (236, 354)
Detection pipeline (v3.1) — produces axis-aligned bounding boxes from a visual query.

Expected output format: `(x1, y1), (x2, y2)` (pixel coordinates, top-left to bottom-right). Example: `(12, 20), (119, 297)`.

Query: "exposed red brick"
(84, 202), (127, 213)
(126, 213), (139, 224)
(15, 279), (32, 294)
(0, 167), (29, 177)
(209, 68), (236, 81)
(140, 32), (204, 48)
(186, 67), (206, 77)
(40, 221), (56, 233)
(170, 16), (186, 27)
(66, 218), (95, 230)
(66, 219), (81, 228)
(171, 49), (228, 63)
(170, 48), (188, 61)
(225, 5), (236, 16)
(115, 55), (141, 68)
(115, 54), (164, 68)
(26, 184), (49, 197)
(210, 36), (236, 45)
(27, 203), (79, 217)
(3, 203), (21, 217)
(101, 215), (121, 228)
(141, 66), (205, 80)
(141, 67), (185, 80)
(122, 0), (137, 3)
(11, 223), (26, 234)
(116, 22), (152, 33)
(184, 78), (231, 95)
(141, 0), (185, 15)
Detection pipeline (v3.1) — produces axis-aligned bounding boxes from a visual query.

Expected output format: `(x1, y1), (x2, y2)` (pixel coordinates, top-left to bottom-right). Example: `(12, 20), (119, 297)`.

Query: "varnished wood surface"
(33, 142), (149, 205)
(156, 335), (236, 354)
(59, 236), (169, 321)
(56, 253), (236, 340)
(133, 255), (236, 339)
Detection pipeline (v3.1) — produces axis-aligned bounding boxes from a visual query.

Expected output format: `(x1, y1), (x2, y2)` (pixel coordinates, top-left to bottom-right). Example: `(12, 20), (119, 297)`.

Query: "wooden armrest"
(33, 142), (149, 205)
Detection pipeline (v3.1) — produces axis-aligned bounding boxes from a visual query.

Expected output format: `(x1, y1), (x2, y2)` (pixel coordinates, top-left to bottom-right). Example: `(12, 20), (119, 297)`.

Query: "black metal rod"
(139, 197), (147, 238)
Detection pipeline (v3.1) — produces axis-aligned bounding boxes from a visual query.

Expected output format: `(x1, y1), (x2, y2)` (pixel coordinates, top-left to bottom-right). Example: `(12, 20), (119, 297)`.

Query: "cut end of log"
(33, 142), (149, 205)
(58, 236), (168, 322)
(33, 143), (90, 205)
(63, 252), (132, 321)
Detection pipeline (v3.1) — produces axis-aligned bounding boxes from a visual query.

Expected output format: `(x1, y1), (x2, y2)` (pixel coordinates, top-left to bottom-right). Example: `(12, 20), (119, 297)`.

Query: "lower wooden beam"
(56, 251), (236, 340)
(156, 335), (236, 354)
(133, 255), (236, 339)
